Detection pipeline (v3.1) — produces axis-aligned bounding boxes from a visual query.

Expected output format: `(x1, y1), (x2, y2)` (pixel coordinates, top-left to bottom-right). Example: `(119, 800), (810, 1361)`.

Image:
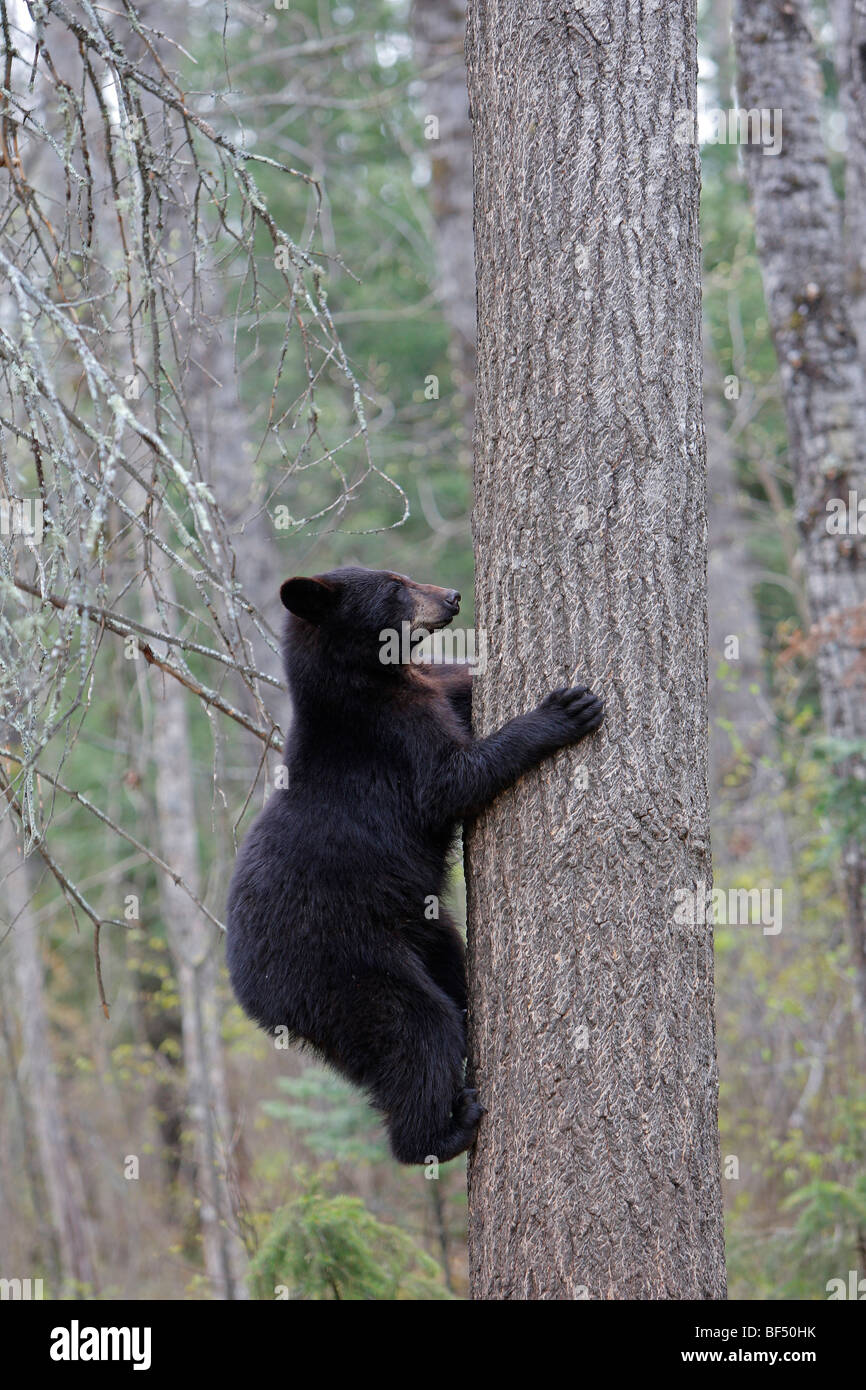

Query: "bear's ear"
(280, 575), (338, 624)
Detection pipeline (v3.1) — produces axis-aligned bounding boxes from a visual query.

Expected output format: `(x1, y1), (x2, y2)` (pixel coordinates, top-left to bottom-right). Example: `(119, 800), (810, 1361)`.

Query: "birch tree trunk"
(701, 0), (792, 877)
(464, 0), (726, 1299)
(140, 582), (249, 1301)
(830, 0), (866, 365)
(705, 346), (792, 879)
(734, 0), (866, 1027)
(411, 0), (476, 421)
(0, 823), (96, 1294)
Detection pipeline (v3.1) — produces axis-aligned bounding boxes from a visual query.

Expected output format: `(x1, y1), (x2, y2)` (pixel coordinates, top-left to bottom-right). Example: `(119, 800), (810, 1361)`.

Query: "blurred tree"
(141, 579), (248, 1300)
(702, 0), (793, 881)
(705, 341), (793, 878)
(0, 820), (96, 1293)
(411, 0), (475, 433)
(734, 0), (866, 1037)
(830, 0), (866, 362)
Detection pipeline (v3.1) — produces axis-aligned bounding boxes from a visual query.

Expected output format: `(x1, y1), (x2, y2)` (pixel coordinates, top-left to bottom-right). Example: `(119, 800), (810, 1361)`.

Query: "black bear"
(226, 566), (604, 1164)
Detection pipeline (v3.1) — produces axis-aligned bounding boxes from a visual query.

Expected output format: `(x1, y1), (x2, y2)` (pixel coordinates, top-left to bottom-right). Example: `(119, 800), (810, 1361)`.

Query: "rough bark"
(0, 821), (97, 1293)
(141, 581), (249, 1300)
(464, 0), (726, 1299)
(734, 0), (866, 1025)
(830, 0), (866, 365)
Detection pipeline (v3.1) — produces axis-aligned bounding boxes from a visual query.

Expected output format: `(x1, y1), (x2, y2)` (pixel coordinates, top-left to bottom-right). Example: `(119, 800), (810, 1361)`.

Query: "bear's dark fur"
(226, 566), (604, 1164)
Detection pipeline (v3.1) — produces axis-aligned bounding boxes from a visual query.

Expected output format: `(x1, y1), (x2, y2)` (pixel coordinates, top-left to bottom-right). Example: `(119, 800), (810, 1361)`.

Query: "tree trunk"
(702, 0), (794, 881)
(711, 0), (735, 106)
(830, 0), (866, 366)
(411, 0), (476, 424)
(734, 0), (866, 1028)
(705, 344), (793, 878)
(0, 821), (97, 1294)
(464, 0), (726, 1299)
(140, 581), (249, 1300)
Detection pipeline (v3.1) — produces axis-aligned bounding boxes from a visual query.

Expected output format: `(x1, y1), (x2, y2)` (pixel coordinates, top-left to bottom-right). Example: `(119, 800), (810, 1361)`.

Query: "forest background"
(0, 0), (863, 1301)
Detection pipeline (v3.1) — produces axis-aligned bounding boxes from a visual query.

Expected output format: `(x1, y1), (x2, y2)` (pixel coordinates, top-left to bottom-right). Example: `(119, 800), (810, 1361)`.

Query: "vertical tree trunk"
(140, 582), (249, 1300)
(734, 0), (866, 1028)
(830, 0), (866, 365)
(411, 0), (476, 425)
(705, 345), (792, 878)
(711, 0), (735, 106)
(702, 0), (794, 880)
(464, 0), (726, 1299)
(1, 822), (97, 1294)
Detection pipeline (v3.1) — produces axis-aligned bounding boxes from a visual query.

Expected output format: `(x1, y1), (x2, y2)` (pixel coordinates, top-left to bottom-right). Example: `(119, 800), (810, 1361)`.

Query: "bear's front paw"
(539, 686), (605, 742)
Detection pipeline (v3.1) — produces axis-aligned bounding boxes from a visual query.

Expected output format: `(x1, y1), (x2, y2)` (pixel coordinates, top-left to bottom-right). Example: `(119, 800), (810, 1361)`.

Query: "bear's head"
(280, 566), (461, 664)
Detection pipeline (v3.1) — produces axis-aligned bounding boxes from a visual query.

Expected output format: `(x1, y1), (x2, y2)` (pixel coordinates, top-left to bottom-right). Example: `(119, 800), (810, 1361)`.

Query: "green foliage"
(248, 1174), (454, 1300)
(812, 737), (866, 842)
(765, 1098), (866, 1298)
(261, 1066), (388, 1164)
(716, 711), (863, 1299)
(786, 1175), (866, 1243)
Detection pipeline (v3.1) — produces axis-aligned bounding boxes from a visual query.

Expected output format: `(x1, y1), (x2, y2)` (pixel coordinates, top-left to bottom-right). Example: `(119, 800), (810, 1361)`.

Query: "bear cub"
(226, 566), (604, 1164)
